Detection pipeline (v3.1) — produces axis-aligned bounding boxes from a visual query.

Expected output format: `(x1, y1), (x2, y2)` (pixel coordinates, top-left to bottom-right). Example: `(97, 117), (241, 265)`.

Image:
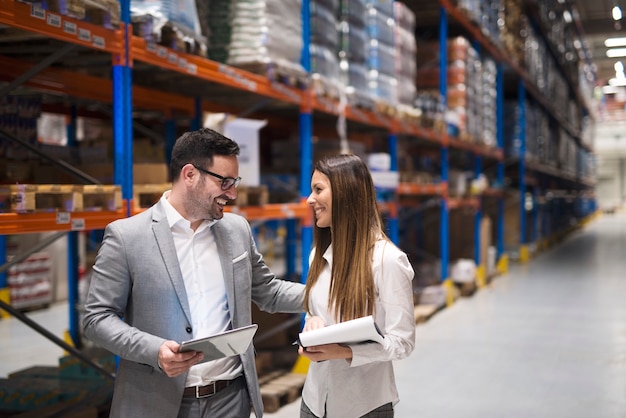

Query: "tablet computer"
(179, 324), (258, 363)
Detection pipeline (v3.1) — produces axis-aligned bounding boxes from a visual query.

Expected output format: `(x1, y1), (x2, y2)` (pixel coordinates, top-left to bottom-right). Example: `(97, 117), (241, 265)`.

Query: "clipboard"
(294, 316), (384, 348)
(179, 324), (258, 363)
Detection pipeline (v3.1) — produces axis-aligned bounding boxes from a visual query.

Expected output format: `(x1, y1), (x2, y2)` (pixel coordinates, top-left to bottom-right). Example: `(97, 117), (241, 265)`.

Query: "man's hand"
(303, 316), (326, 332)
(157, 340), (204, 377)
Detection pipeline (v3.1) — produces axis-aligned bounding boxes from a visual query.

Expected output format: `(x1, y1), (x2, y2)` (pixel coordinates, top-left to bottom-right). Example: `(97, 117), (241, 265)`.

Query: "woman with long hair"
(299, 154), (416, 418)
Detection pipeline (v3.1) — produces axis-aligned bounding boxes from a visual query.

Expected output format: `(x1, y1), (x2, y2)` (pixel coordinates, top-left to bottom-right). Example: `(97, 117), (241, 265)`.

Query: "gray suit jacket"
(82, 200), (304, 417)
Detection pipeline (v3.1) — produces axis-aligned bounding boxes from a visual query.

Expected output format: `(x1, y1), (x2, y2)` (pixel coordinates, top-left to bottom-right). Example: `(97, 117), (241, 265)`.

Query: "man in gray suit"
(83, 128), (305, 417)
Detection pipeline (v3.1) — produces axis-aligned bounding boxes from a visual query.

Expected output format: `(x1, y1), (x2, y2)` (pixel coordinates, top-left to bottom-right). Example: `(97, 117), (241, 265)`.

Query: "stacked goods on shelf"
(19, 0), (121, 29)
(413, 91), (445, 132)
(480, 57), (497, 147)
(130, 0), (207, 56)
(309, 0), (341, 98)
(222, 0), (306, 81)
(338, 0), (371, 108)
(533, 0), (582, 94)
(499, 0), (526, 66)
(7, 252), (52, 310)
(524, 21), (571, 127)
(0, 95), (41, 153)
(455, 0), (501, 45)
(415, 37), (497, 143)
(196, 0), (231, 63)
(393, 1), (416, 107)
(365, 0), (397, 108)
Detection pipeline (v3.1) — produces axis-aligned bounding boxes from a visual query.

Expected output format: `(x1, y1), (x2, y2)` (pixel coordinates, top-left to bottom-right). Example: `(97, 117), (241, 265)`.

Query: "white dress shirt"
(302, 239), (416, 418)
(160, 192), (242, 387)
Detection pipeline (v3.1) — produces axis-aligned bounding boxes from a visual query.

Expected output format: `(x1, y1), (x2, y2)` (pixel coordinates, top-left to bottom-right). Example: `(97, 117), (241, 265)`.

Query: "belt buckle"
(196, 383), (216, 398)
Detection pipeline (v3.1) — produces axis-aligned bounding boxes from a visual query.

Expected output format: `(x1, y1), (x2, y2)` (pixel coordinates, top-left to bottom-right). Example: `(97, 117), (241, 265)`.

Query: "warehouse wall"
(594, 120), (626, 210)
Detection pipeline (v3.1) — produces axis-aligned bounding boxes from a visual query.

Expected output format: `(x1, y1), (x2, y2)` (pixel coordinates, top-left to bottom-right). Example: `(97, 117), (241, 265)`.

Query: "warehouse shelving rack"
(0, 0), (509, 319)
(0, 0), (596, 358)
(435, 0), (596, 265)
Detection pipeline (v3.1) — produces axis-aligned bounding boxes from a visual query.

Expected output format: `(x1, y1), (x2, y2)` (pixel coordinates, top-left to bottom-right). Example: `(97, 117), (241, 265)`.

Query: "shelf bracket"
(0, 43), (77, 97)
(0, 128), (101, 184)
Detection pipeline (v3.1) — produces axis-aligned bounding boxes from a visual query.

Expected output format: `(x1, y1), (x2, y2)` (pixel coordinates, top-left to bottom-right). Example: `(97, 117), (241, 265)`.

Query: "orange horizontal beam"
(0, 0), (124, 54)
(0, 56), (238, 114)
(0, 210), (126, 234)
(448, 137), (503, 159)
(226, 202), (310, 222)
(397, 182), (447, 196)
(131, 37), (304, 106)
(448, 197), (480, 210)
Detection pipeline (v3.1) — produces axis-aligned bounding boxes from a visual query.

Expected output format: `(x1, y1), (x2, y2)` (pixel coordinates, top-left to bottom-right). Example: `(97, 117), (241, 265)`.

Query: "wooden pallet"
(414, 304), (440, 324)
(8, 184), (122, 213)
(455, 280), (477, 297)
(235, 60), (309, 90)
(235, 185), (268, 207)
(259, 371), (307, 413)
(346, 91), (376, 112)
(9, 184), (81, 212)
(311, 75), (341, 101)
(82, 185), (122, 211)
(375, 100), (397, 118)
(132, 183), (171, 209)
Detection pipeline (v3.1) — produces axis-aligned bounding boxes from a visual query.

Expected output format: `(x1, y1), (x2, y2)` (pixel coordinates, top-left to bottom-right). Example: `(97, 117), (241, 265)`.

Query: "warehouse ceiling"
(573, 0), (625, 86)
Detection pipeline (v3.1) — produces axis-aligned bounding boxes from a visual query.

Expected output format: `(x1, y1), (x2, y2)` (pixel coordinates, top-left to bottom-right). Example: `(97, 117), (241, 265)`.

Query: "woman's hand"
(298, 343), (353, 361)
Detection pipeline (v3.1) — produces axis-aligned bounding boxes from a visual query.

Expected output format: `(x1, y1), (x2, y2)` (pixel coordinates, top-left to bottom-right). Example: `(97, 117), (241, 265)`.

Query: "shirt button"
(186, 326), (192, 333)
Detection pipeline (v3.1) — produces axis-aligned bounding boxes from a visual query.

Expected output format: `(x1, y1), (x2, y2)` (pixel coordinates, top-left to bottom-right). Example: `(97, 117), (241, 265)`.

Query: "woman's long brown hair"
(304, 154), (388, 323)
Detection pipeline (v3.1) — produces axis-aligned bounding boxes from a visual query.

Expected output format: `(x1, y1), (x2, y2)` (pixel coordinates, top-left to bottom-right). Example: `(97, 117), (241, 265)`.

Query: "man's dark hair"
(170, 128), (240, 181)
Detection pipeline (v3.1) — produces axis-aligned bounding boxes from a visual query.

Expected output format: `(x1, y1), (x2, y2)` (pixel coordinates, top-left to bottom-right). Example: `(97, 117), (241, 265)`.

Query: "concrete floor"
(2, 213), (626, 417)
(263, 212), (626, 417)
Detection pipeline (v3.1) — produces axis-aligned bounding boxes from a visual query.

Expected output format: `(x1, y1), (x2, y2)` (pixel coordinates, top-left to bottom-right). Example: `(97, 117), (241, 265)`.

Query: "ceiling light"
(607, 48), (626, 58)
(605, 37), (626, 47)
(615, 61), (625, 73)
(613, 6), (623, 20)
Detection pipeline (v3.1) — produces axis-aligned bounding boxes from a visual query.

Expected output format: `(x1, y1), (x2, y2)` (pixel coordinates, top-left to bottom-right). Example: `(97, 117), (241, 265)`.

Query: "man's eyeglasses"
(193, 165), (241, 190)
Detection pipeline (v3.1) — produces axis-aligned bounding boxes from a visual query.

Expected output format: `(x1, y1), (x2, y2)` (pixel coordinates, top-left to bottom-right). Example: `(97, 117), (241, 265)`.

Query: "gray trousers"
(300, 400), (394, 418)
(178, 376), (250, 418)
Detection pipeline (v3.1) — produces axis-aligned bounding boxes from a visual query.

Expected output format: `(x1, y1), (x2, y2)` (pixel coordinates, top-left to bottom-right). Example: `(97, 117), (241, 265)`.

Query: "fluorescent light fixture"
(605, 37), (626, 47)
(613, 6), (623, 21)
(603, 85), (619, 94)
(615, 61), (625, 72)
(607, 48), (626, 58)
(609, 77), (626, 86)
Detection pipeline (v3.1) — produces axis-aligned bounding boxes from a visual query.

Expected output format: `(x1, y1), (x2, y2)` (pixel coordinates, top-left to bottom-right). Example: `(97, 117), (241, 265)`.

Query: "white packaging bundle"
(226, 0), (303, 71)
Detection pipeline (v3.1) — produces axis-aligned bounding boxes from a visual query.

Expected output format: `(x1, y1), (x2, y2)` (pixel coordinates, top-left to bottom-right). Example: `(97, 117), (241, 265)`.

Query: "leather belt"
(183, 376), (243, 398)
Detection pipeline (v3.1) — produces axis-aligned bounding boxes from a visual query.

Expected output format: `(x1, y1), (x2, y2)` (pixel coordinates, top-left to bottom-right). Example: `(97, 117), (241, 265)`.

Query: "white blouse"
(302, 239), (416, 418)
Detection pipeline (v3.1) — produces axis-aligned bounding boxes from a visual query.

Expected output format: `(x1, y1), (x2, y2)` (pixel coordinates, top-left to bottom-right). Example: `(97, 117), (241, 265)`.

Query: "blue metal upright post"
(518, 81), (529, 262)
(495, 63), (506, 273)
(439, 7), (452, 304)
(473, 155), (484, 285)
(165, 113), (176, 169)
(299, 0), (312, 285)
(113, 0), (133, 217)
(66, 105), (81, 347)
(191, 97), (202, 131)
(387, 133), (399, 244)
